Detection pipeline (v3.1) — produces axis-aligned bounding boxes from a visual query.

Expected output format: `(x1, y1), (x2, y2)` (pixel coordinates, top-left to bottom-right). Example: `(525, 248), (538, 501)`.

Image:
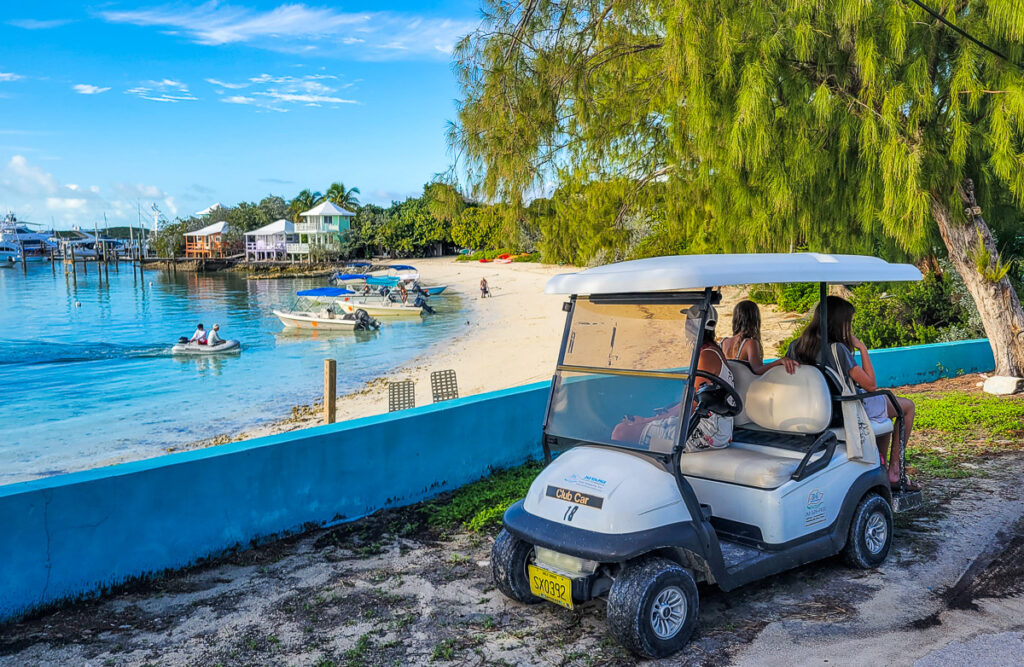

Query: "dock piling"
(324, 359), (337, 425)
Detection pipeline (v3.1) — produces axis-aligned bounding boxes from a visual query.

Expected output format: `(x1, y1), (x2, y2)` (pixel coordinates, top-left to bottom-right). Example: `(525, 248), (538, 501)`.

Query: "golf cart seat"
(681, 366), (833, 489)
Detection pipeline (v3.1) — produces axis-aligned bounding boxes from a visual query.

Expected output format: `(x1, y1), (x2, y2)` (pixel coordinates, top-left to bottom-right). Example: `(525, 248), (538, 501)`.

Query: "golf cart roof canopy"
(545, 253), (922, 295)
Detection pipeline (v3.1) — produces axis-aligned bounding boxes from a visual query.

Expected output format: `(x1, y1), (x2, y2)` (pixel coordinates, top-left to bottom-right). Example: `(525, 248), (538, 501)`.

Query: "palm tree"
(288, 189), (323, 222)
(324, 182), (360, 212)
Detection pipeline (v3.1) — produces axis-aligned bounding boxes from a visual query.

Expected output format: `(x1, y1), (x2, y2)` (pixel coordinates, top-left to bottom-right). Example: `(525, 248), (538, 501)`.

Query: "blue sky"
(0, 1), (480, 228)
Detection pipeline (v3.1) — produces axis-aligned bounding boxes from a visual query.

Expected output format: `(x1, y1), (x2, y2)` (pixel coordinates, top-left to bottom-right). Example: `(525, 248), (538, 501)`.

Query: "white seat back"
(726, 360), (757, 426)
(744, 365), (832, 433)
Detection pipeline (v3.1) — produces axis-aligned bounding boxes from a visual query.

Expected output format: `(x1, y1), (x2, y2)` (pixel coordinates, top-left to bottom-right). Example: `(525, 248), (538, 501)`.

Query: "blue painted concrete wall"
(0, 381), (550, 623)
(855, 339), (995, 387)
(0, 338), (997, 623)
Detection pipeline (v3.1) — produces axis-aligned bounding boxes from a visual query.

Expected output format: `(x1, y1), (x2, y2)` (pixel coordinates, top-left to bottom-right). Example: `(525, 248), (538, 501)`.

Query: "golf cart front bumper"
(503, 500), (707, 564)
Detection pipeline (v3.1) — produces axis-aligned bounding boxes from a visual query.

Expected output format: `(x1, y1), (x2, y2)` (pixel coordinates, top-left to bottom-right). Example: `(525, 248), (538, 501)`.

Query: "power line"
(905, 0), (1022, 69)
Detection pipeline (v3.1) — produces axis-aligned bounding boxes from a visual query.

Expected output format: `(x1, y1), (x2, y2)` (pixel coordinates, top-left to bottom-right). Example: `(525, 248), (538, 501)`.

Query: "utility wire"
(905, 0), (1022, 69)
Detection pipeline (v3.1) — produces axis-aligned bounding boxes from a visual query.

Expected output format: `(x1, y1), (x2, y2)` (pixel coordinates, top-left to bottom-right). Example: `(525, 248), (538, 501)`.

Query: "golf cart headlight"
(534, 547), (598, 576)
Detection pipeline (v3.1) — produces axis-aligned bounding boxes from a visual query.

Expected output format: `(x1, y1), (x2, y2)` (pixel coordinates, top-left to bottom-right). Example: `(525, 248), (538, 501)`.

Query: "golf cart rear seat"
(681, 365), (834, 489)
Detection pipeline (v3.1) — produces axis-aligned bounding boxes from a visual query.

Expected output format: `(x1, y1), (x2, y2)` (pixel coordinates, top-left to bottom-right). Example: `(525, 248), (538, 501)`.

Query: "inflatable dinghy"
(171, 339), (241, 354)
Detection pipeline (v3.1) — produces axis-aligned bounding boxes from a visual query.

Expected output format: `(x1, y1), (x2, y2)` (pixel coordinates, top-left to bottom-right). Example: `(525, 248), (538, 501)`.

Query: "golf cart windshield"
(546, 297), (703, 453)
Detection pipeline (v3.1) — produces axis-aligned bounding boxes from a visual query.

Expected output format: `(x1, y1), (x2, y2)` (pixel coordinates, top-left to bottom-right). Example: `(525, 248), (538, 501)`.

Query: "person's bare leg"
(884, 397), (916, 484)
(875, 433), (890, 467)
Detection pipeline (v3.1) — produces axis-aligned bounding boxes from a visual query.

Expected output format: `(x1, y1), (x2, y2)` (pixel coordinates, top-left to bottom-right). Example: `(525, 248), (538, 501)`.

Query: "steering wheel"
(692, 369), (743, 418)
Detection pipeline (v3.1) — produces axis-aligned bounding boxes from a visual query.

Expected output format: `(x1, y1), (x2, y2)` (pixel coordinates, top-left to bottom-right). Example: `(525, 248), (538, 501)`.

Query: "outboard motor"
(414, 295), (435, 315)
(353, 308), (380, 330)
(177, 336), (189, 344)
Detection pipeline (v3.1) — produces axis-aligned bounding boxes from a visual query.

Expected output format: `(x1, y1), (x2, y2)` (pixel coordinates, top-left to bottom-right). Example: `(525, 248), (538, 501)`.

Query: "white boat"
(0, 213), (56, 261)
(331, 284), (436, 316)
(273, 307), (380, 330)
(274, 288), (382, 330)
(171, 340), (241, 354)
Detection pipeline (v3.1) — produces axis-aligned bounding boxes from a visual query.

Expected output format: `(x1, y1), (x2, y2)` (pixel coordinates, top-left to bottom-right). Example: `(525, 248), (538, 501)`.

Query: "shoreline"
(166, 258), (808, 455)
(8, 257), (805, 481)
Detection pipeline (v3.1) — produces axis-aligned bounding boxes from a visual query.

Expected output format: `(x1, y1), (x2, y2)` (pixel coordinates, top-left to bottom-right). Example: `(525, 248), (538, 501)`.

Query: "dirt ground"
(3, 381), (1024, 666)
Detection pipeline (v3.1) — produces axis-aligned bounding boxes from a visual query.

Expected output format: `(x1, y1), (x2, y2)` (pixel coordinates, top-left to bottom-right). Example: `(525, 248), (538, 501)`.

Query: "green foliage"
(905, 390), (1024, 478)
(850, 272), (982, 349)
(912, 393), (1024, 439)
(424, 461), (543, 533)
(749, 283), (818, 313)
(451, 0), (1024, 360)
(324, 182), (361, 212)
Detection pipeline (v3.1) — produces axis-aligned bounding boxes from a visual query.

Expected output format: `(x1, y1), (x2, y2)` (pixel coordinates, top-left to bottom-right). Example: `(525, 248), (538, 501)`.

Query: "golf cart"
(493, 253), (924, 658)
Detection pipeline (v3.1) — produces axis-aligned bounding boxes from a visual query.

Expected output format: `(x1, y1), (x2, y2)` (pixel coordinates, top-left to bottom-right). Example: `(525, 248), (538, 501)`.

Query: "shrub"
(749, 282), (818, 313)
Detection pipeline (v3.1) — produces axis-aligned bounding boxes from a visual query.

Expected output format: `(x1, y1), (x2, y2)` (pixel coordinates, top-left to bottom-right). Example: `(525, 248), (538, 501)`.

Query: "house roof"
(195, 203), (223, 216)
(300, 201), (355, 218)
(244, 219), (293, 236)
(545, 253), (923, 295)
(184, 221), (228, 237)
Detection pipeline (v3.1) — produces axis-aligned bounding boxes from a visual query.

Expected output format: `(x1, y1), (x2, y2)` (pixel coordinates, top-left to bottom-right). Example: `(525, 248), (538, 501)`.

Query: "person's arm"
(748, 340), (798, 374)
(848, 336), (878, 391)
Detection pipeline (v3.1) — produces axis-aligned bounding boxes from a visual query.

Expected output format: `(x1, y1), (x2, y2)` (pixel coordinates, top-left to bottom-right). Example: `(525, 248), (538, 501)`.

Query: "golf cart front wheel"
(491, 529), (540, 604)
(606, 557), (699, 659)
(843, 492), (893, 569)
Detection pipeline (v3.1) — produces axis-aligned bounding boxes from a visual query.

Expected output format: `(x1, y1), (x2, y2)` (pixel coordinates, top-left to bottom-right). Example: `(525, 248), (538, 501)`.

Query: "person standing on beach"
(480, 277), (490, 298)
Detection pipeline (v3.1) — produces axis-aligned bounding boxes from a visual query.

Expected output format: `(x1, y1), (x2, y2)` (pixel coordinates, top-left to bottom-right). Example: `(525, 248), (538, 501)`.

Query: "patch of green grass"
(905, 444), (974, 479)
(431, 638), (458, 662)
(911, 392), (1024, 438)
(343, 633), (373, 667)
(425, 462), (543, 533)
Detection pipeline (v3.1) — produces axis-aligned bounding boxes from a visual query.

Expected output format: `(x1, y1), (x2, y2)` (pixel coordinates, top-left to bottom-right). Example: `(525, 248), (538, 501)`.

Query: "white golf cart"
(493, 253), (924, 658)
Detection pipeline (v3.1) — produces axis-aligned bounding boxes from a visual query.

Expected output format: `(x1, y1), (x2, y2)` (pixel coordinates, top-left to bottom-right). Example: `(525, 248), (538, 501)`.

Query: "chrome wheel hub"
(650, 585), (686, 639)
(865, 511), (888, 554)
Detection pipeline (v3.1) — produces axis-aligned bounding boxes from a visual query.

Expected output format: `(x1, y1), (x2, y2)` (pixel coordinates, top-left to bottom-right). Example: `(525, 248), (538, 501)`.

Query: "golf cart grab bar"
(791, 431), (839, 481)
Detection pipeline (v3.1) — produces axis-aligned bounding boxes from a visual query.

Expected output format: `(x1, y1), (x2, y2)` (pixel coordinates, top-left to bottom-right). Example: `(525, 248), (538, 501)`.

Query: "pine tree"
(453, 0), (1024, 376)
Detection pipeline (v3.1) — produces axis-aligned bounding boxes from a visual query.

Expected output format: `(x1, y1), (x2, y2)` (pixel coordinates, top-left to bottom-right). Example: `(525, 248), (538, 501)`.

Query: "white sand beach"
(230, 256), (803, 442)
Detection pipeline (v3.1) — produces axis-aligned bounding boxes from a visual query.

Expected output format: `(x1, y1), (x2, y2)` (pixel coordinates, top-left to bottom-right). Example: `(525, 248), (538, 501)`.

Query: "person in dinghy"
(189, 323), (207, 345)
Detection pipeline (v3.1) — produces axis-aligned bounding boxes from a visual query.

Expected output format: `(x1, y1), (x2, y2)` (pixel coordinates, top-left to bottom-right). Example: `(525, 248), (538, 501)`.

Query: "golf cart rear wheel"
(843, 492), (893, 569)
(491, 529), (540, 604)
(606, 557), (699, 659)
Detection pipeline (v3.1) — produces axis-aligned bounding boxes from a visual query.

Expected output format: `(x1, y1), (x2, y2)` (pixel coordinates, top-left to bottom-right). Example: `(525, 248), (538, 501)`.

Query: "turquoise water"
(0, 262), (465, 485)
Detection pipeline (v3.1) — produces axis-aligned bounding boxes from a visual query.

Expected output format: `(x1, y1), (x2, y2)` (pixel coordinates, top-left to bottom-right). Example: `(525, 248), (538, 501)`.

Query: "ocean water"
(0, 262), (466, 485)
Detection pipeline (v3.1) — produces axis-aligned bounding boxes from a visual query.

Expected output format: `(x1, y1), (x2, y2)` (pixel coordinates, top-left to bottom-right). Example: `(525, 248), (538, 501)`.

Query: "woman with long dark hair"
(722, 300), (796, 374)
(788, 296), (918, 488)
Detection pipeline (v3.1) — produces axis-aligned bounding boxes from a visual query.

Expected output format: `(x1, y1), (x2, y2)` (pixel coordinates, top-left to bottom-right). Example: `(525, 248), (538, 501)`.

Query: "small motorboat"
(423, 284), (447, 296)
(274, 288), (383, 330)
(171, 339), (241, 354)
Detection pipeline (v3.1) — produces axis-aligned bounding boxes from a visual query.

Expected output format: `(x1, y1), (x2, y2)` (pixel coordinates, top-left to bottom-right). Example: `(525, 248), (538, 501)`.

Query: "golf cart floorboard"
(719, 539), (769, 573)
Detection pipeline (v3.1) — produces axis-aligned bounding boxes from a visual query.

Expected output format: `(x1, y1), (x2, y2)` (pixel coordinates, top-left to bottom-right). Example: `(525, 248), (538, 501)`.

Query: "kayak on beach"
(171, 339), (241, 354)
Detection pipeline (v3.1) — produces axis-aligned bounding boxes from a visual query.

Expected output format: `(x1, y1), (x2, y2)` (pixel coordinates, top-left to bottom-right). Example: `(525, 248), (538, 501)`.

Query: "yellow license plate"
(528, 564), (574, 610)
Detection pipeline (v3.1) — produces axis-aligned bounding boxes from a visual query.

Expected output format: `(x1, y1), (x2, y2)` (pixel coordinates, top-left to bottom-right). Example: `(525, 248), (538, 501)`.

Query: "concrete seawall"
(0, 339), (996, 623)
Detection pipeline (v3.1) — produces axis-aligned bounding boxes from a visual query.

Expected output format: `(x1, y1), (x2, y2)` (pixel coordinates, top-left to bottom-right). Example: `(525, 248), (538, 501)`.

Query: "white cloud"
(8, 18), (74, 30)
(0, 72), (24, 82)
(205, 78), (249, 89)
(211, 72), (357, 111)
(126, 79), (197, 102)
(0, 155), (181, 225)
(73, 84), (111, 95)
(100, 2), (477, 60)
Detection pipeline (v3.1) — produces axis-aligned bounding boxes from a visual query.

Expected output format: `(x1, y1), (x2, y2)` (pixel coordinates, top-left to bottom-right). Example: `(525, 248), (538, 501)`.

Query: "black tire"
(491, 529), (540, 604)
(606, 557), (699, 659)
(843, 492), (893, 569)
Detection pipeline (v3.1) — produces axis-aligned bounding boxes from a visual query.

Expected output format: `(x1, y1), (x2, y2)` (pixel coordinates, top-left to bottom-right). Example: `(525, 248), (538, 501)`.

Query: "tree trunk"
(930, 179), (1024, 377)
